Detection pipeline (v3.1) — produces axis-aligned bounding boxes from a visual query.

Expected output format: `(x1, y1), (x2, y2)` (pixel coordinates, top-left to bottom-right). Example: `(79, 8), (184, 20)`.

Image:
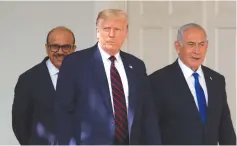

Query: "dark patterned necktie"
(109, 56), (129, 145)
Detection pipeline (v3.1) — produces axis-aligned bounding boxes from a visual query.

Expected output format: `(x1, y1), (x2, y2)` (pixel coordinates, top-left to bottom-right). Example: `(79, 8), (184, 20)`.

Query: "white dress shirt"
(178, 58), (208, 110)
(46, 59), (59, 90)
(98, 43), (129, 114)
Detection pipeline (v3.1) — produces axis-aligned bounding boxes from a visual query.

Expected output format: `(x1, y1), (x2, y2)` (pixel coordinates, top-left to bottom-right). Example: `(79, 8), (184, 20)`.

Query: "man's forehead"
(183, 31), (206, 41)
(49, 30), (72, 39)
(50, 29), (71, 36)
(185, 41), (207, 44)
(183, 28), (206, 35)
(99, 17), (127, 24)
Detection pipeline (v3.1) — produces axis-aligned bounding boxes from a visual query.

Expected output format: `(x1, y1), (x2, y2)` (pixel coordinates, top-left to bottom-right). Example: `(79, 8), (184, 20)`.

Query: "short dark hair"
(46, 26), (75, 44)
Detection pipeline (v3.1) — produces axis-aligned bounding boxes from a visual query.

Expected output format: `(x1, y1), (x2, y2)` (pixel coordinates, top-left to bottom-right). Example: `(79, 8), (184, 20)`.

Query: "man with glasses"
(12, 26), (76, 145)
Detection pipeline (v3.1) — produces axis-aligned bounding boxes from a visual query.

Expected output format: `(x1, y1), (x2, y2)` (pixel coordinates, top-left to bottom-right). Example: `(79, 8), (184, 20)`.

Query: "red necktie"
(109, 56), (129, 145)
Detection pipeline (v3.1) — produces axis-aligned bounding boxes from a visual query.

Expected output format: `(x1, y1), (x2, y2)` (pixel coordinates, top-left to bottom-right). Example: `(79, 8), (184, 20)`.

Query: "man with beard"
(12, 26), (77, 145)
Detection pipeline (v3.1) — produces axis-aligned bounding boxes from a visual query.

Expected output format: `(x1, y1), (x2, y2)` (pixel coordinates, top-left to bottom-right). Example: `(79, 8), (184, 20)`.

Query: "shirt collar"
(46, 59), (59, 76)
(178, 58), (204, 79)
(97, 42), (121, 62)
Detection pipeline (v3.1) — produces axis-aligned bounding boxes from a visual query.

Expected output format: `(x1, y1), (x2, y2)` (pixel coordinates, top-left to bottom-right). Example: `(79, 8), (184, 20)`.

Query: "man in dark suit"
(12, 26), (76, 145)
(149, 23), (236, 145)
(54, 9), (161, 145)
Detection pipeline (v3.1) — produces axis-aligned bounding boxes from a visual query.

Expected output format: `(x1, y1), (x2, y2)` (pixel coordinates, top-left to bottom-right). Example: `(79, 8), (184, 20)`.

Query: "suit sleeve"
(218, 77), (236, 145)
(12, 74), (33, 145)
(140, 62), (162, 144)
(149, 72), (163, 123)
(54, 56), (77, 144)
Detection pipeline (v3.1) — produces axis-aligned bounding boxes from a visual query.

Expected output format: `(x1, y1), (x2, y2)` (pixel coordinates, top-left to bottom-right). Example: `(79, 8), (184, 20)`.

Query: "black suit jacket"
(149, 60), (236, 145)
(12, 57), (56, 145)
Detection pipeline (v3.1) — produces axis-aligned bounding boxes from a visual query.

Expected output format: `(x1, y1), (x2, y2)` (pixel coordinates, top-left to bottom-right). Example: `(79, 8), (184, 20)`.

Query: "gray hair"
(177, 23), (207, 43)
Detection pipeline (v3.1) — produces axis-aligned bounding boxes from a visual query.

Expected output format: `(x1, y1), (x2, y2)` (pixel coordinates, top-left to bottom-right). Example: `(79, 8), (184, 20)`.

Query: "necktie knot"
(109, 56), (116, 63)
(193, 72), (199, 80)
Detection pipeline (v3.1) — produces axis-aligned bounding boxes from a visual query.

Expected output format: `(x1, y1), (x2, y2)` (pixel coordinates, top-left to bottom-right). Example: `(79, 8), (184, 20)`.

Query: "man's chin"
(190, 63), (202, 71)
(105, 45), (115, 50)
(55, 63), (61, 69)
(52, 61), (62, 69)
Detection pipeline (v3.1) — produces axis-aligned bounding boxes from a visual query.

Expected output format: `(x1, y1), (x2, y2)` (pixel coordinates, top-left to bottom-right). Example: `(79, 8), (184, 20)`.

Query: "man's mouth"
(55, 54), (65, 60)
(192, 57), (201, 60)
(107, 41), (115, 44)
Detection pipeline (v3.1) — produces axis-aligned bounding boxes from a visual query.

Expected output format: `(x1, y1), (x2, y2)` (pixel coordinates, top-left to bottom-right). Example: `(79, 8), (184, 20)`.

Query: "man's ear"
(174, 41), (181, 54)
(205, 40), (209, 48)
(96, 27), (100, 40)
(45, 44), (50, 55)
(72, 45), (77, 52)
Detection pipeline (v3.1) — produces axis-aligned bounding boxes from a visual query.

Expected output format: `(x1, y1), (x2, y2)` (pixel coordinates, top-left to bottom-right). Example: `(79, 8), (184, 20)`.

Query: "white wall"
(125, 1), (236, 130)
(0, 1), (97, 144)
(0, 1), (236, 145)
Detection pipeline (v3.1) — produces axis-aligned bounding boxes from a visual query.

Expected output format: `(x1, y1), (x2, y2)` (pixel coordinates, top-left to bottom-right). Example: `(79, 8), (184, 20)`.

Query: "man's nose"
(108, 29), (115, 38)
(57, 47), (64, 54)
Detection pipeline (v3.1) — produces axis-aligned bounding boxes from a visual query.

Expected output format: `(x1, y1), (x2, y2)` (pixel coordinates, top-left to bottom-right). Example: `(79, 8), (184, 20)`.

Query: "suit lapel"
(91, 46), (113, 116)
(172, 61), (202, 120)
(202, 66), (215, 125)
(120, 52), (137, 134)
(40, 57), (56, 95)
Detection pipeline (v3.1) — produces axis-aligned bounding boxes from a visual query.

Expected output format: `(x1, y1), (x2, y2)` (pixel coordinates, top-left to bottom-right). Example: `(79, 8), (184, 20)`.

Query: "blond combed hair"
(96, 9), (128, 26)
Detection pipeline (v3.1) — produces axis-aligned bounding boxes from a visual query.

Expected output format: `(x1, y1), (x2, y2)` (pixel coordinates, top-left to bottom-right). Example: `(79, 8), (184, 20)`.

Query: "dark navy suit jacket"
(54, 44), (161, 145)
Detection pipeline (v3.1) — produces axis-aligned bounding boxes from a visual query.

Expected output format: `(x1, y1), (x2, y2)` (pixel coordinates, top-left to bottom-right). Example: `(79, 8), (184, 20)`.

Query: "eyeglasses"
(47, 44), (74, 53)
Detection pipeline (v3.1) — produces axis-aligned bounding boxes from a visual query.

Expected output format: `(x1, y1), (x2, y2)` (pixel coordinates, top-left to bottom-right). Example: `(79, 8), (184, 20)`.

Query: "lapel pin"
(210, 76), (212, 80)
(129, 65), (133, 69)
